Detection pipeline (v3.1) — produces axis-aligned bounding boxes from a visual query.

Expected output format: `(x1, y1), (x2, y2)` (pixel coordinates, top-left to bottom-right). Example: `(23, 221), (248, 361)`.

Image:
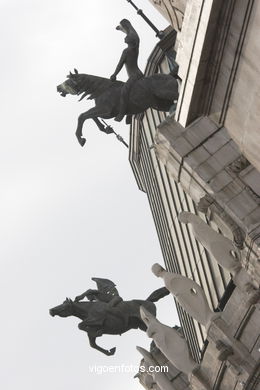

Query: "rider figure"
(75, 288), (123, 307)
(75, 278), (123, 308)
(110, 19), (143, 122)
(75, 288), (125, 335)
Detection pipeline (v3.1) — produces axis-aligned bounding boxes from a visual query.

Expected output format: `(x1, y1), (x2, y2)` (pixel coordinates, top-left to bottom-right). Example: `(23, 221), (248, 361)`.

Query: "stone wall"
(224, 0), (260, 172)
(148, 0), (187, 31)
(192, 287), (260, 390)
(155, 116), (260, 284)
(137, 340), (191, 390)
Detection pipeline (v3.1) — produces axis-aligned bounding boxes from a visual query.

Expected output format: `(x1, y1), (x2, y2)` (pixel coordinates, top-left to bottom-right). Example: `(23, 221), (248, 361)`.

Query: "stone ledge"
(175, 0), (223, 126)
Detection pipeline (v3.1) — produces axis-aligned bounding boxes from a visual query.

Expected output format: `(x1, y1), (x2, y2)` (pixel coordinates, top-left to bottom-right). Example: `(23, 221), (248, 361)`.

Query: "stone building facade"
(129, 28), (232, 362)
(152, 0), (260, 282)
(148, 0), (187, 31)
(129, 0), (260, 389)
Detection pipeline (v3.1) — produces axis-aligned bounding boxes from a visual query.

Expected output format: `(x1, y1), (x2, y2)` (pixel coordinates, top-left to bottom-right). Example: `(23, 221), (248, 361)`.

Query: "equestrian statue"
(57, 19), (179, 146)
(49, 277), (169, 356)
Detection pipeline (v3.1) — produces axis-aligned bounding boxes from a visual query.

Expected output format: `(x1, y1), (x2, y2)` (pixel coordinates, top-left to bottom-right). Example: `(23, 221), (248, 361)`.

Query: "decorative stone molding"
(140, 305), (198, 376)
(140, 306), (214, 390)
(197, 194), (214, 214)
(139, 369), (160, 390)
(197, 194), (246, 249)
(228, 156), (250, 174)
(178, 211), (241, 272)
(137, 347), (175, 390)
(196, 291), (260, 389)
(178, 211), (259, 294)
(207, 316), (257, 375)
(136, 340), (192, 390)
(152, 263), (220, 329)
(150, 263), (259, 385)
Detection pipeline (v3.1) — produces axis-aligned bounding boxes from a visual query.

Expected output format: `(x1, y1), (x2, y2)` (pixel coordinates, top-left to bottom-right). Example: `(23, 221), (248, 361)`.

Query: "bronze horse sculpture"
(57, 69), (179, 146)
(49, 277), (169, 356)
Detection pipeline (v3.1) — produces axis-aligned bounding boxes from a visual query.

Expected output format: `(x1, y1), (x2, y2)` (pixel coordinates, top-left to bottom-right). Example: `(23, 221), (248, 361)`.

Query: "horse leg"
(78, 321), (102, 337)
(125, 115), (132, 125)
(92, 118), (114, 135)
(87, 331), (116, 356)
(75, 107), (111, 147)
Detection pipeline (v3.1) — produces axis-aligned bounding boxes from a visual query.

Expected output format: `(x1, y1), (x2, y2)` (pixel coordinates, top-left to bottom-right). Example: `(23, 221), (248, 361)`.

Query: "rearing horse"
(57, 69), (179, 147)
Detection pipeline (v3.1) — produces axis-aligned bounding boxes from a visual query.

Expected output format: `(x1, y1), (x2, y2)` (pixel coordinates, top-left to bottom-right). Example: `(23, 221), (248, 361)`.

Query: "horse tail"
(146, 287), (170, 303)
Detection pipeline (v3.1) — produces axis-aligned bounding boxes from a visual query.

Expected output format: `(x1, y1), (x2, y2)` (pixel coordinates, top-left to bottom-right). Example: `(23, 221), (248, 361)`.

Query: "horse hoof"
(104, 126), (114, 134)
(114, 114), (124, 122)
(126, 115), (132, 125)
(109, 347), (116, 355)
(79, 138), (86, 147)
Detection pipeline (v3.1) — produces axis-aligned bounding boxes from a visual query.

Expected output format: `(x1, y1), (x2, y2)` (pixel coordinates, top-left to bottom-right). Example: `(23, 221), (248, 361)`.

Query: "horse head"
(49, 297), (74, 318)
(57, 69), (85, 97)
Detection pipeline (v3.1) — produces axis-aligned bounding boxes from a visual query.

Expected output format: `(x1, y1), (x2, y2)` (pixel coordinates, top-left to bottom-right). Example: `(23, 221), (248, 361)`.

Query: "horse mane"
(76, 74), (123, 100)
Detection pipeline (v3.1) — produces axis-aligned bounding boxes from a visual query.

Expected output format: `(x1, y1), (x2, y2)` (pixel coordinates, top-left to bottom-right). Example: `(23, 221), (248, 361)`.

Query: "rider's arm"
(75, 291), (88, 302)
(108, 296), (123, 307)
(110, 49), (128, 80)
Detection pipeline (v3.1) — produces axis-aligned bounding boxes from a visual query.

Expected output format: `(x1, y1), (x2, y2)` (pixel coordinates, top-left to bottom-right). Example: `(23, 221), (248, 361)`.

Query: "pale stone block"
(240, 167), (260, 197)
(176, 0), (222, 127)
(188, 170), (213, 195)
(227, 190), (259, 220)
(188, 177), (206, 203)
(184, 146), (210, 171)
(179, 168), (192, 193)
(229, 139), (240, 153)
(158, 117), (184, 141)
(243, 207), (260, 232)
(195, 156), (223, 182)
(213, 143), (241, 167)
(203, 129), (230, 154)
(239, 304), (260, 352)
(176, 0), (204, 79)
(155, 142), (171, 167)
(165, 157), (181, 182)
(173, 137), (194, 159)
(177, 79), (196, 125)
(242, 111), (260, 172)
(225, 107), (245, 151)
(215, 179), (244, 204)
(184, 116), (219, 147)
(208, 170), (233, 193)
(220, 127), (230, 141)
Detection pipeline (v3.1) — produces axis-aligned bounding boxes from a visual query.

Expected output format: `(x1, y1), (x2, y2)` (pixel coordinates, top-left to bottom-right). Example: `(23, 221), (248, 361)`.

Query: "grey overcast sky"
(1, 1), (179, 390)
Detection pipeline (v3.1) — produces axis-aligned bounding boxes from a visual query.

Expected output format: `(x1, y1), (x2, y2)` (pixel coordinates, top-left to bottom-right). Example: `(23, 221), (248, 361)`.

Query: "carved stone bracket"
(178, 211), (241, 273)
(207, 317), (257, 375)
(140, 305), (198, 376)
(197, 194), (246, 249)
(151, 263), (258, 381)
(227, 155), (250, 174)
(152, 263), (220, 329)
(137, 346), (175, 390)
(178, 211), (259, 294)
